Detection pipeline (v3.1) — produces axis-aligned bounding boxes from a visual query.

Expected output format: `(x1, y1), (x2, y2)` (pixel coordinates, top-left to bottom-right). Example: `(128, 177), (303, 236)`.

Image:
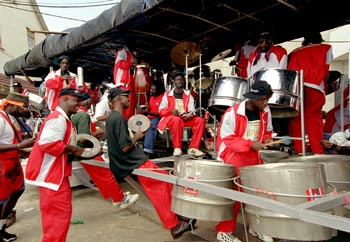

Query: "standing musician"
(288, 32), (333, 154)
(44, 55), (85, 111)
(0, 93), (36, 242)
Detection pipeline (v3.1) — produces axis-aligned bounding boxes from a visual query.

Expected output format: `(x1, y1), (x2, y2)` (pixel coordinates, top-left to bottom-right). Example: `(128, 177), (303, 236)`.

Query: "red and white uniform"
(113, 46), (133, 87)
(113, 46), (137, 120)
(215, 100), (273, 233)
(158, 89), (205, 149)
(247, 45), (288, 78)
(324, 86), (350, 135)
(26, 107), (76, 242)
(0, 111), (24, 202)
(44, 70), (79, 111)
(236, 42), (256, 78)
(288, 43), (332, 154)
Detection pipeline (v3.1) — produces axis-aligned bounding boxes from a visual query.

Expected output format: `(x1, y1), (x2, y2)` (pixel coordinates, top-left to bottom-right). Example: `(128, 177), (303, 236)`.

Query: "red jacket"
(26, 107), (75, 191)
(157, 89), (195, 132)
(217, 100), (273, 174)
(288, 43), (332, 94)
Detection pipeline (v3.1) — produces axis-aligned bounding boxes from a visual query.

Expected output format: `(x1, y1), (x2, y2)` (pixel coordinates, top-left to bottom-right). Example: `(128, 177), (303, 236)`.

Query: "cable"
(0, 3), (87, 22)
(0, 0), (118, 8)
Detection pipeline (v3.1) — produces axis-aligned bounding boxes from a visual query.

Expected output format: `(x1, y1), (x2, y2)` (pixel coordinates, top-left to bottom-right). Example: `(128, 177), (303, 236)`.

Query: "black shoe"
(0, 230), (16, 242)
(177, 215), (197, 227)
(170, 220), (192, 240)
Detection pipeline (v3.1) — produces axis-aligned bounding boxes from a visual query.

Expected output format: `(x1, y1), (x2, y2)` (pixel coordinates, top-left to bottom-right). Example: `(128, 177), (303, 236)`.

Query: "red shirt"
(148, 93), (164, 119)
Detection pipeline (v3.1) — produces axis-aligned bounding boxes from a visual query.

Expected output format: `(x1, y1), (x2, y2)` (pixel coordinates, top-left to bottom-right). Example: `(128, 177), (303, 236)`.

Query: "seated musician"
(158, 71), (206, 157)
(142, 81), (165, 158)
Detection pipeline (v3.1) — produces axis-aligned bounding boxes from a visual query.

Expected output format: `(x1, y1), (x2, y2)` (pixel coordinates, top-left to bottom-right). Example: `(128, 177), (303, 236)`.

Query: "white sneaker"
(173, 148), (182, 156)
(187, 148), (205, 157)
(216, 232), (242, 242)
(248, 228), (274, 242)
(112, 192), (139, 209)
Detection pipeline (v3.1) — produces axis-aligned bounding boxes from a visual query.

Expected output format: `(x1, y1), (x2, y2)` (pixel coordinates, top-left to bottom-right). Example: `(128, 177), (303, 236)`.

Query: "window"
(27, 28), (35, 50)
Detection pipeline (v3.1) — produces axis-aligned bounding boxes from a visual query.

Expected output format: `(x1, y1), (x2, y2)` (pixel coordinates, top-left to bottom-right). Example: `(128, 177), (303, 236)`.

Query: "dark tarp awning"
(4, 0), (350, 83)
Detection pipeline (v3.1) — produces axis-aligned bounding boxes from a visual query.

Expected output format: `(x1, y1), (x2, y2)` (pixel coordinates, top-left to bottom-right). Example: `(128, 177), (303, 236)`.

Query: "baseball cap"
(173, 71), (185, 78)
(108, 87), (131, 101)
(58, 88), (86, 99)
(243, 81), (273, 100)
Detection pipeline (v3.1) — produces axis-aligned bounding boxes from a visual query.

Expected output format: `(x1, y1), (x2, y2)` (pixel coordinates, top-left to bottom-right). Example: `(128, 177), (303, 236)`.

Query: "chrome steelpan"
(240, 162), (335, 241)
(252, 69), (299, 118)
(171, 159), (235, 221)
(208, 76), (248, 113)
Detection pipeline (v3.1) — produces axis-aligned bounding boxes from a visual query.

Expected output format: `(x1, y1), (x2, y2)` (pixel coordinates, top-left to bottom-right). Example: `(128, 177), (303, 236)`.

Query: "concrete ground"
(8, 180), (349, 242)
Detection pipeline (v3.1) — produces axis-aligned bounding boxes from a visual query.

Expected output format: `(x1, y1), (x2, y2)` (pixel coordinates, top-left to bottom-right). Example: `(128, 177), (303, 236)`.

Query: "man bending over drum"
(158, 71), (206, 157)
(216, 81), (274, 242)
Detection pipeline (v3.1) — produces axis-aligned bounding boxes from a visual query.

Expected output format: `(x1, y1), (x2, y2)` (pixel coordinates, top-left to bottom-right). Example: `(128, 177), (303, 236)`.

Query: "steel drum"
(171, 159), (234, 221)
(240, 162), (335, 241)
(284, 154), (350, 217)
(208, 76), (249, 113)
(252, 68), (299, 118)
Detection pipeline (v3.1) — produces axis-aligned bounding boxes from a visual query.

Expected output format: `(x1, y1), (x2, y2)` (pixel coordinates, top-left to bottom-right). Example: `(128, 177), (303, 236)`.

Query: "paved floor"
(8, 173), (349, 242)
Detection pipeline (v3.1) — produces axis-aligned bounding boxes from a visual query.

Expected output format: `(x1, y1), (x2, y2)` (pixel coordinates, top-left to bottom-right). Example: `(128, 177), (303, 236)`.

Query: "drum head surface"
(128, 114), (151, 132)
(77, 134), (102, 158)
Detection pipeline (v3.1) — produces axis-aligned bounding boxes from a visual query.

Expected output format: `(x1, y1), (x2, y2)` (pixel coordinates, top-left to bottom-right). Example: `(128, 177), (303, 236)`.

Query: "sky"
(36, 0), (120, 31)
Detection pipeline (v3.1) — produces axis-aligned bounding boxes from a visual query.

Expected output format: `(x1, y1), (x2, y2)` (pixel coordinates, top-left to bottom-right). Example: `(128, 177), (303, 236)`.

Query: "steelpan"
(284, 154), (350, 217)
(252, 68), (299, 118)
(208, 76), (248, 113)
(240, 162), (335, 241)
(171, 159), (234, 221)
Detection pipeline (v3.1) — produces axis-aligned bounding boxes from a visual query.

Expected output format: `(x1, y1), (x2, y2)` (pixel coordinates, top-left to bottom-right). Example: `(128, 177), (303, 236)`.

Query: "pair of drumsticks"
(263, 136), (292, 148)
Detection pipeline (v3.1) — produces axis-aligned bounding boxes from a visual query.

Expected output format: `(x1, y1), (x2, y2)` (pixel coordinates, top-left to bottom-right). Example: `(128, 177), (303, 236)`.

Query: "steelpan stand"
(274, 70), (306, 155)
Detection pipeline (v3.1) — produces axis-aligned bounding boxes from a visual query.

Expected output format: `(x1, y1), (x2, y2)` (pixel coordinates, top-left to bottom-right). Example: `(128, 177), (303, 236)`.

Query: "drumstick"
(263, 136), (292, 147)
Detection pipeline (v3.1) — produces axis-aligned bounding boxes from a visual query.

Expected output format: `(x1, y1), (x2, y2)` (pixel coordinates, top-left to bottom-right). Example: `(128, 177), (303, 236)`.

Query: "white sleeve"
(38, 116), (66, 145)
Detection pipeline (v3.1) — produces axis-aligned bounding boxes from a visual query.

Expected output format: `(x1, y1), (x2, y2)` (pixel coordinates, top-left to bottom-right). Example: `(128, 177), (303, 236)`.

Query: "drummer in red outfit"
(288, 32), (333, 154)
(215, 81), (274, 242)
(158, 71), (206, 157)
(247, 32), (288, 78)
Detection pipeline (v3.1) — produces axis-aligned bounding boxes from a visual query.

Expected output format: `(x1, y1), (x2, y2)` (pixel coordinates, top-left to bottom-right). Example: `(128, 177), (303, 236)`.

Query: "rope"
(168, 169), (235, 182)
(233, 176), (333, 199)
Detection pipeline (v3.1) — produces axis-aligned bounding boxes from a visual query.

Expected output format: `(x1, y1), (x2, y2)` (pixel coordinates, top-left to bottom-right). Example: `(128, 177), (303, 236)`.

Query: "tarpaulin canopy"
(4, 0), (350, 83)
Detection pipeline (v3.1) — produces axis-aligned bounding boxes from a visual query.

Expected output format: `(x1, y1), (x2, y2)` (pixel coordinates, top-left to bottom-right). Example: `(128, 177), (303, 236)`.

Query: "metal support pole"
(199, 54), (202, 117)
(185, 54), (189, 90)
(340, 74), (345, 132)
(9, 75), (14, 93)
(300, 70), (306, 155)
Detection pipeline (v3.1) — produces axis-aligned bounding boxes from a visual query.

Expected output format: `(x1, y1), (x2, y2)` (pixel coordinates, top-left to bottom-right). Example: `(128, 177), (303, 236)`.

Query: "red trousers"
(80, 157), (124, 202)
(216, 179), (242, 233)
(166, 116), (205, 148)
(289, 87), (325, 154)
(39, 177), (72, 242)
(137, 160), (178, 229)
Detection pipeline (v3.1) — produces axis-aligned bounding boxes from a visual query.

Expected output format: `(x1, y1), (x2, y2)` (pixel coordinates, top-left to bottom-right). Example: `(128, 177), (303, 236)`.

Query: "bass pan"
(252, 69), (299, 118)
(208, 76), (248, 113)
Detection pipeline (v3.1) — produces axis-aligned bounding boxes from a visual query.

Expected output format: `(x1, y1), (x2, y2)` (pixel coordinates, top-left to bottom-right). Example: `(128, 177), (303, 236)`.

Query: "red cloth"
(137, 160), (178, 229)
(80, 157), (124, 202)
(26, 107), (73, 191)
(39, 177), (72, 242)
(113, 47), (132, 87)
(148, 94), (164, 119)
(215, 100), (273, 233)
(288, 43), (332, 154)
(289, 87), (325, 154)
